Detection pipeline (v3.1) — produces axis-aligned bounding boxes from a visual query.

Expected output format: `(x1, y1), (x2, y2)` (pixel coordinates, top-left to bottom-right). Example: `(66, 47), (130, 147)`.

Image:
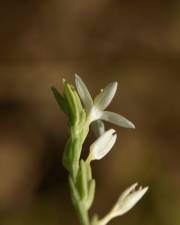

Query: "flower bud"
(89, 129), (117, 161)
(112, 183), (149, 216)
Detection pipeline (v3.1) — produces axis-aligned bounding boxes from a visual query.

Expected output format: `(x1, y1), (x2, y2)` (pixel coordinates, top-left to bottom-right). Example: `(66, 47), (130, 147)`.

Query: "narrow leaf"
(51, 86), (68, 114)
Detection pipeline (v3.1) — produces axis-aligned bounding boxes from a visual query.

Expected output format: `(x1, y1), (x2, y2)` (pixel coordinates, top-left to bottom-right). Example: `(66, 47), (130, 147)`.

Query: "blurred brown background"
(0, 0), (180, 225)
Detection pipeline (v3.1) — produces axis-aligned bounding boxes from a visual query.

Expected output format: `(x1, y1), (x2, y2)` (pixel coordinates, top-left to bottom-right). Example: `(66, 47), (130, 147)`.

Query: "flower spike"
(52, 75), (148, 225)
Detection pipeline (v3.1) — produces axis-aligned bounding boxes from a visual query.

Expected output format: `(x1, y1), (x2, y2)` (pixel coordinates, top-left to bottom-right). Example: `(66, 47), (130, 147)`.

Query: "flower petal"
(75, 74), (93, 112)
(94, 82), (118, 110)
(90, 129), (117, 160)
(101, 111), (135, 129)
(91, 120), (105, 137)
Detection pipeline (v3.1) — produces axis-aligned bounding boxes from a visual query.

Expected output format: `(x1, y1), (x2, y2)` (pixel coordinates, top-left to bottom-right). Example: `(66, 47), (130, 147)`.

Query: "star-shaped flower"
(75, 74), (135, 136)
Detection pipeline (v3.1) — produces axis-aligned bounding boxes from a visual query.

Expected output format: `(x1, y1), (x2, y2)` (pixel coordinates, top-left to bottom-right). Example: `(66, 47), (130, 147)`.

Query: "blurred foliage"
(0, 0), (180, 225)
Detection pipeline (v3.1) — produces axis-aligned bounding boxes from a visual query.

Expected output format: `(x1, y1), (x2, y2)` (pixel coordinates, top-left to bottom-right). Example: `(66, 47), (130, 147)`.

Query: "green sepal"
(86, 179), (96, 210)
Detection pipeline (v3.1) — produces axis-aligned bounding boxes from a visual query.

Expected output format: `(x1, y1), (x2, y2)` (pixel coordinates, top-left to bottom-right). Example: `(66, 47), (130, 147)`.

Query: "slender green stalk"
(69, 176), (90, 225)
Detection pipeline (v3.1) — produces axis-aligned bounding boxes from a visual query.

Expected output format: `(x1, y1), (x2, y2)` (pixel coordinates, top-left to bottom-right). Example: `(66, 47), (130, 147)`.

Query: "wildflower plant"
(51, 75), (148, 225)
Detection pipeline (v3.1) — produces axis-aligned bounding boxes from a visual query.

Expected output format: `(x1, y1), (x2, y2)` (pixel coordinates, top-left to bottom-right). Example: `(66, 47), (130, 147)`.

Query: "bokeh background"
(1, 1), (180, 225)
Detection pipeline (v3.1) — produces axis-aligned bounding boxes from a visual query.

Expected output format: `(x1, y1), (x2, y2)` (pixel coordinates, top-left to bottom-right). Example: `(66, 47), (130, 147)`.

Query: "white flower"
(98, 183), (148, 225)
(88, 129), (117, 161)
(75, 74), (135, 136)
(112, 183), (149, 216)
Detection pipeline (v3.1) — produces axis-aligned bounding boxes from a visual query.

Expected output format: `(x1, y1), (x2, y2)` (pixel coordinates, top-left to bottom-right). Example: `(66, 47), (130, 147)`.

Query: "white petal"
(96, 134), (117, 160)
(94, 82), (118, 110)
(90, 129), (117, 160)
(101, 111), (135, 129)
(91, 120), (105, 137)
(75, 74), (93, 112)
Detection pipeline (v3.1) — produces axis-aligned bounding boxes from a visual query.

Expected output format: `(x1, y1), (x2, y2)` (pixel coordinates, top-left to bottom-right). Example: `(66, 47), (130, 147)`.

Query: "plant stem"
(76, 201), (90, 225)
(69, 175), (91, 225)
(96, 212), (114, 225)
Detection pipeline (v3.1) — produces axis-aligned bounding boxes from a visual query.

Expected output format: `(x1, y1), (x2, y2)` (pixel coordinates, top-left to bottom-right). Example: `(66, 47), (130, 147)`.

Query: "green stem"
(76, 201), (90, 225)
(96, 213), (114, 225)
(69, 175), (91, 225)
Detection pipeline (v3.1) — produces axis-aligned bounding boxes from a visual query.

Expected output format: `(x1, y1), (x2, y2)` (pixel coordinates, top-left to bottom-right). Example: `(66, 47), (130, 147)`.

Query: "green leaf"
(51, 86), (69, 114)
